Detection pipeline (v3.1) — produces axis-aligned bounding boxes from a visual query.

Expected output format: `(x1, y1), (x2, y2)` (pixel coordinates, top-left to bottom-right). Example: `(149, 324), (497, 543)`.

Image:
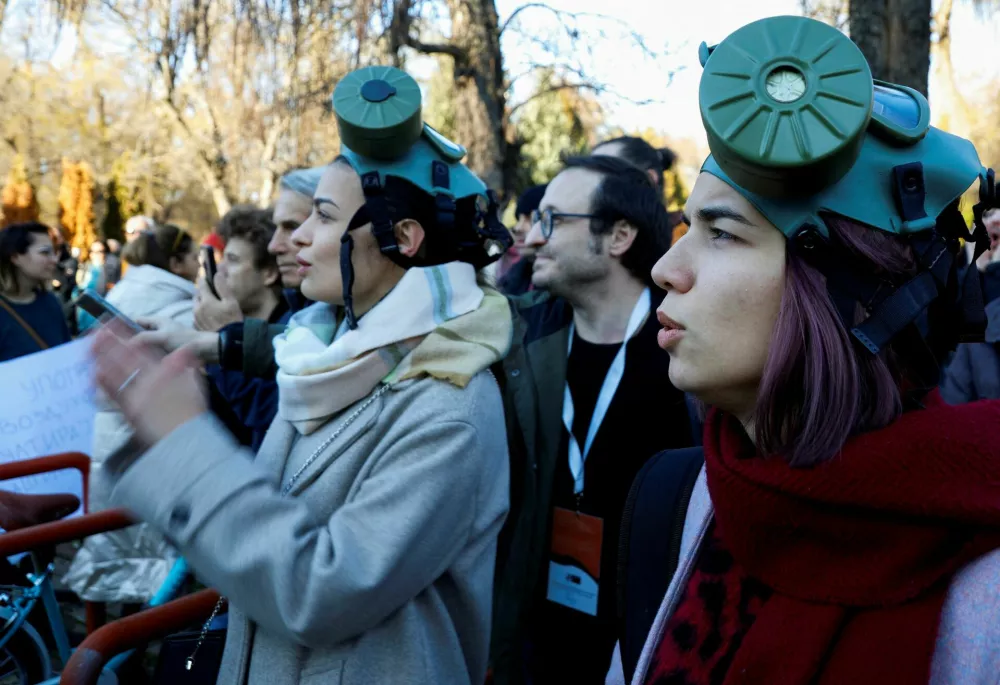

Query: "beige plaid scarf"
(274, 262), (512, 435)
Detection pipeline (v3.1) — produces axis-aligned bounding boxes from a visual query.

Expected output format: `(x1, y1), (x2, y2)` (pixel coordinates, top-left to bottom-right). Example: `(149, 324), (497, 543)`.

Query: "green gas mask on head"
(330, 65), (512, 328)
(696, 15), (998, 367)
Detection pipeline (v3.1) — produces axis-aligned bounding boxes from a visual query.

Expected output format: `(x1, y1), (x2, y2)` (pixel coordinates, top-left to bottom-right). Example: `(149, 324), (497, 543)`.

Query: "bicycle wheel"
(0, 623), (51, 685)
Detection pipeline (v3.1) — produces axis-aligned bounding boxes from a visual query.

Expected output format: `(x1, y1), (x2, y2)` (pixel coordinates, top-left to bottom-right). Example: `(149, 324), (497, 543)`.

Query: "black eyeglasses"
(531, 208), (599, 240)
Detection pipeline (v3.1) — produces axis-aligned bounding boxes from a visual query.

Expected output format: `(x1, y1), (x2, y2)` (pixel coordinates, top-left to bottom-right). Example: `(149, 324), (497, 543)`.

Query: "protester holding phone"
(0, 222), (70, 362)
(63, 223), (200, 605)
(194, 233), (242, 328)
(193, 207), (285, 333)
(195, 206), (288, 450)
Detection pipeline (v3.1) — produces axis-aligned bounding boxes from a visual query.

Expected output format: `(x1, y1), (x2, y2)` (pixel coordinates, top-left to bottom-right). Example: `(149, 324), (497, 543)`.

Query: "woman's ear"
(168, 255), (184, 276)
(394, 219), (426, 259)
(607, 220), (639, 258)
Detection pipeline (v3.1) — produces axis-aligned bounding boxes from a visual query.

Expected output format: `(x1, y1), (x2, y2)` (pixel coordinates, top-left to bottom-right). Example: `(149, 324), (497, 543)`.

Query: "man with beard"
(490, 155), (696, 684)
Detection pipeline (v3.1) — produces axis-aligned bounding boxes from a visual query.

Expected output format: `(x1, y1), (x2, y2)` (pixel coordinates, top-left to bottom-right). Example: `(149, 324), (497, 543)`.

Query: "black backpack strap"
(616, 447), (705, 683)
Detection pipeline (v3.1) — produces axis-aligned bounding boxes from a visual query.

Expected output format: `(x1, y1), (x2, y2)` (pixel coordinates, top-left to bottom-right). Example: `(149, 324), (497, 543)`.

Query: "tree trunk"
(205, 174), (233, 217)
(188, 144), (232, 217)
(849, 0), (931, 95)
(446, 0), (507, 194)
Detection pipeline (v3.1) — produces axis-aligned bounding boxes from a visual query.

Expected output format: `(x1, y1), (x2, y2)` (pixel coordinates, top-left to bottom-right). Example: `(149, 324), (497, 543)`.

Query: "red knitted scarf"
(703, 393), (1000, 685)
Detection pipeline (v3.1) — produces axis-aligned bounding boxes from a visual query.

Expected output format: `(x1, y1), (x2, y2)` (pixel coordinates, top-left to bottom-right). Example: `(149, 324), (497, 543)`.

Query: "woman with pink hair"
(612, 15), (1000, 685)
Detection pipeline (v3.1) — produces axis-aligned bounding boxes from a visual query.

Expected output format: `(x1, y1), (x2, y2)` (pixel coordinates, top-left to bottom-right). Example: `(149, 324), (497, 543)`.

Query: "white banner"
(0, 339), (95, 509)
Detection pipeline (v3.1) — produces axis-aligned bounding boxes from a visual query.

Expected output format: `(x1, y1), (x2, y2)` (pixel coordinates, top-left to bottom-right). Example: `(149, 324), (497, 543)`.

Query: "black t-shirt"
(0, 292), (72, 363)
(530, 312), (694, 684)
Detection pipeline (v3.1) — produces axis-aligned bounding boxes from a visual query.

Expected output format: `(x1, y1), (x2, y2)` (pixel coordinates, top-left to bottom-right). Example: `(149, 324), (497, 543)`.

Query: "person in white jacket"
(64, 223), (200, 604)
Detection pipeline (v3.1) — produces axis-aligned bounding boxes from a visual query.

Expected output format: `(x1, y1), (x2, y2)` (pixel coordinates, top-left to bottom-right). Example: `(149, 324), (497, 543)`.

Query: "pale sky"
(494, 0), (1000, 147)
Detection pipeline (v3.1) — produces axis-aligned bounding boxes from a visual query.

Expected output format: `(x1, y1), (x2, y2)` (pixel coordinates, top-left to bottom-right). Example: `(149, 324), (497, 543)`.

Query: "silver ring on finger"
(116, 369), (141, 398)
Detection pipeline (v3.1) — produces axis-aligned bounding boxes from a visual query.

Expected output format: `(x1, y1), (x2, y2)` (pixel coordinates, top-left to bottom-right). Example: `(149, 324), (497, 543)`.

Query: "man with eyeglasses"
(490, 155), (696, 684)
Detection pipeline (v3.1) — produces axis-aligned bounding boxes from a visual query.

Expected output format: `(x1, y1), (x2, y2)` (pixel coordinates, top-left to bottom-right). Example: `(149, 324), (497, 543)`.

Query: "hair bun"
(659, 147), (677, 172)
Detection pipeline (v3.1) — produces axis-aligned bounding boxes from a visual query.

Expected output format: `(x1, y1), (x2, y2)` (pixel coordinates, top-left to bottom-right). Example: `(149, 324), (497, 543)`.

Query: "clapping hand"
(91, 320), (208, 447)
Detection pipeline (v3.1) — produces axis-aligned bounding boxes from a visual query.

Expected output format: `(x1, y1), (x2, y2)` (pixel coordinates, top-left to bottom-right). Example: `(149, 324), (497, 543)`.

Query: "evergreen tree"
(101, 177), (125, 242)
(72, 163), (98, 260)
(58, 158), (79, 242)
(59, 160), (99, 260)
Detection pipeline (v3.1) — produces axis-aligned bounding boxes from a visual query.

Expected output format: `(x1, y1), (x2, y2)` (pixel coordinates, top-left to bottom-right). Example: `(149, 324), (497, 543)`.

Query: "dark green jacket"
(490, 291), (575, 684)
(489, 290), (697, 684)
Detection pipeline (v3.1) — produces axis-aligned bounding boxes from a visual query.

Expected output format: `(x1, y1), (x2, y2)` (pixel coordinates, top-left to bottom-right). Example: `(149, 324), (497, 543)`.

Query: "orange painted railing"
(0, 452), (92, 510)
(59, 589), (224, 685)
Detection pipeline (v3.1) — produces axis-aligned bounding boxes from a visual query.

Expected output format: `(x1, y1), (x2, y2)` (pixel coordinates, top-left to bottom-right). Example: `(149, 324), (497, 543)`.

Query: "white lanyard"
(562, 288), (651, 496)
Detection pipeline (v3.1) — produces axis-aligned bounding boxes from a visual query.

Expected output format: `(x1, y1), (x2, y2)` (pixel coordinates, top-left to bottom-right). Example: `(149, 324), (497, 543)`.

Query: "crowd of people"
(1, 14), (1000, 685)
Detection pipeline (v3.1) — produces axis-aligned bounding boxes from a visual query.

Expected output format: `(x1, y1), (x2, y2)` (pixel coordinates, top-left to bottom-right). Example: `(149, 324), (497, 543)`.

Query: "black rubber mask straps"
(341, 172), (401, 330)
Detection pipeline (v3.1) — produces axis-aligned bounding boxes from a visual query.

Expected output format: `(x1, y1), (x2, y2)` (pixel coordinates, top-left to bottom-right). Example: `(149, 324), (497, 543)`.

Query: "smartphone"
(74, 291), (144, 334)
(201, 245), (220, 299)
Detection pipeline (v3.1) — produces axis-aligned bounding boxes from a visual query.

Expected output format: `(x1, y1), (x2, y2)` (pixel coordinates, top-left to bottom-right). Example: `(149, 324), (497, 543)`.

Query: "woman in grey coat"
(88, 66), (515, 685)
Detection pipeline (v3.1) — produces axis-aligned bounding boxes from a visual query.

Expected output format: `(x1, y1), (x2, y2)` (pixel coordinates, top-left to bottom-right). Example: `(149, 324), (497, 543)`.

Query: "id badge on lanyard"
(546, 288), (650, 616)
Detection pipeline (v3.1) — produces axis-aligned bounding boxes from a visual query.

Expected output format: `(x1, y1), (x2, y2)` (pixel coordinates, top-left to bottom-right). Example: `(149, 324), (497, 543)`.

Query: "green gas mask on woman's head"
(696, 15), (998, 361)
(330, 65), (512, 328)
(698, 15), (988, 240)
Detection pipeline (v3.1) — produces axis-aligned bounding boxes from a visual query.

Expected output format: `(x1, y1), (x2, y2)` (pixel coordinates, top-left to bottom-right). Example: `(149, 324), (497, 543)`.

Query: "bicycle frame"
(0, 552), (72, 664)
(0, 453), (94, 668)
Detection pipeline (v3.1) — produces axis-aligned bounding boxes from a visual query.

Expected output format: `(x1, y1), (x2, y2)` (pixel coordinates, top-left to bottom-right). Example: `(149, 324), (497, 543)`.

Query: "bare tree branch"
(387, 0), (467, 62)
(507, 77), (664, 118)
(506, 61), (587, 90)
(498, 2), (549, 36)
(500, 0), (660, 61)
(407, 39), (466, 58)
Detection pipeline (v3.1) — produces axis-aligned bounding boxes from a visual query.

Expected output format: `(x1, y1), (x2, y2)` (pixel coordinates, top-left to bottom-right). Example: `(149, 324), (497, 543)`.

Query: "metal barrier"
(0, 452), (131, 633)
(0, 452), (219, 685)
(59, 589), (223, 685)
(0, 508), (134, 557)
(0, 453), (92, 508)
